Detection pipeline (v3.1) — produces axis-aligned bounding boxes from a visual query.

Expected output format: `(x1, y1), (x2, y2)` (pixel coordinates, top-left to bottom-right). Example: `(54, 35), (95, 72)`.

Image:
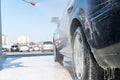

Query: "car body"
(39, 42), (43, 51)
(53, 0), (120, 80)
(41, 41), (54, 52)
(19, 45), (29, 52)
(2, 48), (8, 52)
(29, 47), (33, 52)
(11, 45), (19, 52)
(33, 46), (40, 51)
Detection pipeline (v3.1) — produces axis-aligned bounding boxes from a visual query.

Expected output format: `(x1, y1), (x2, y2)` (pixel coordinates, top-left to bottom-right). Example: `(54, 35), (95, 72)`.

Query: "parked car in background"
(41, 41), (53, 52)
(19, 45), (29, 52)
(33, 46), (40, 51)
(39, 42), (43, 51)
(52, 0), (120, 80)
(11, 45), (19, 52)
(29, 47), (33, 52)
(2, 48), (8, 52)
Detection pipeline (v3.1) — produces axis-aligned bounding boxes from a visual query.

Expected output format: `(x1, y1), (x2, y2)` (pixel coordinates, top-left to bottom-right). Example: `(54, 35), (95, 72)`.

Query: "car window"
(43, 42), (53, 44)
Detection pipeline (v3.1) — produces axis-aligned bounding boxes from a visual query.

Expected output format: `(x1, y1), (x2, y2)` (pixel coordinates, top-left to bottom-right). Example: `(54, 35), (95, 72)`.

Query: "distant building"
(2, 34), (8, 45)
(18, 36), (30, 45)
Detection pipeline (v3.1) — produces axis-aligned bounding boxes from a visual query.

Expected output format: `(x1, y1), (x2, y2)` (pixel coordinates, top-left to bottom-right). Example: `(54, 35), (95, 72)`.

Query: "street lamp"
(22, 0), (37, 6)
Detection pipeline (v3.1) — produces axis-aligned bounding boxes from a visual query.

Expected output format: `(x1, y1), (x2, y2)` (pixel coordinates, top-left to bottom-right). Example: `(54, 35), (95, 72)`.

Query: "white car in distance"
(41, 41), (54, 52)
(19, 45), (29, 52)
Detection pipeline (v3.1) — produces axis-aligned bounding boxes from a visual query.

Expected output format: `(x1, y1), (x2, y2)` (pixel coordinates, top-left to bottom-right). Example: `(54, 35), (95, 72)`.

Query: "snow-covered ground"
(0, 55), (73, 80)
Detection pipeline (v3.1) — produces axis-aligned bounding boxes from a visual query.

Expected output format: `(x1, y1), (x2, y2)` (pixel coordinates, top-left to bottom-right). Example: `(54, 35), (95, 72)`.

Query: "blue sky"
(1, 0), (69, 44)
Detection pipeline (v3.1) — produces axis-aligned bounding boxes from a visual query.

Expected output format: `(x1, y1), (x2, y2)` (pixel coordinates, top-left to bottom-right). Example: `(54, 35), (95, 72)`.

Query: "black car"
(2, 48), (8, 52)
(53, 0), (120, 80)
(11, 45), (19, 52)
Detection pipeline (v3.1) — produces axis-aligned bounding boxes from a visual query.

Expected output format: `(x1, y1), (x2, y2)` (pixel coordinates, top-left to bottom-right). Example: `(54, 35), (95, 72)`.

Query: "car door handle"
(67, 6), (73, 14)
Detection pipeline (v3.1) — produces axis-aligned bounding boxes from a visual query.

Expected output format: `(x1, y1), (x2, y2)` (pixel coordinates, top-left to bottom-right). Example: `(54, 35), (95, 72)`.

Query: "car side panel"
(71, 0), (120, 67)
(86, 0), (120, 49)
(55, 0), (120, 68)
(84, 0), (120, 67)
(54, 0), (76, 57)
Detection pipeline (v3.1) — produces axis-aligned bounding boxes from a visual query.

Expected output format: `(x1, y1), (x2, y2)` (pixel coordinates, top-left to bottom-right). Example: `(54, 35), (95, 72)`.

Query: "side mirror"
(51, 17), (60, 24)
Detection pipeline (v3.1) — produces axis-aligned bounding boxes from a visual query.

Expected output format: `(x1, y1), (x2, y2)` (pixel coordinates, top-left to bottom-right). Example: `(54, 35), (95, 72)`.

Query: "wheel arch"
(70, 18), (98, 64)
(70, 18), (81, 39)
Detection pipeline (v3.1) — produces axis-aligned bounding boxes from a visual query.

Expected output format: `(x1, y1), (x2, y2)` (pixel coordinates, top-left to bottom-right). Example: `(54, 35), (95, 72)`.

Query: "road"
(0, 53), (73, 80)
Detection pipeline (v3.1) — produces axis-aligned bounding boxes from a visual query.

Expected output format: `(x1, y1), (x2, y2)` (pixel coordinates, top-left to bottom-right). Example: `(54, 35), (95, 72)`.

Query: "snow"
(0, 55), (73, 80)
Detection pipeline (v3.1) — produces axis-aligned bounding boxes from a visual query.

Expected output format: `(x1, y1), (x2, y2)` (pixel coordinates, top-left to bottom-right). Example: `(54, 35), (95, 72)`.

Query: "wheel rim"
(73, 32), (84, 79)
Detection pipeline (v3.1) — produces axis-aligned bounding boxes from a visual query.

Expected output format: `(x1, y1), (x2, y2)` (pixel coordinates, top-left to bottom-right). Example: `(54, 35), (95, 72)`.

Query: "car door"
(86, 0), (114, 49)
(58, 0), (75, 57)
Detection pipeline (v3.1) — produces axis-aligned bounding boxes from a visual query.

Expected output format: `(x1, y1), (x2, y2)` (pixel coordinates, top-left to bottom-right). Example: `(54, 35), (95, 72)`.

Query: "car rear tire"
(54, 45), (63, 64)
(72, 27), (104, 80)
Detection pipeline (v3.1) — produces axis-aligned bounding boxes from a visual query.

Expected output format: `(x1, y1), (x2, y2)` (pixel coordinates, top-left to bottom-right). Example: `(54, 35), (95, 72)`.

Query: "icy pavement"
(0, 55), (73, 80)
